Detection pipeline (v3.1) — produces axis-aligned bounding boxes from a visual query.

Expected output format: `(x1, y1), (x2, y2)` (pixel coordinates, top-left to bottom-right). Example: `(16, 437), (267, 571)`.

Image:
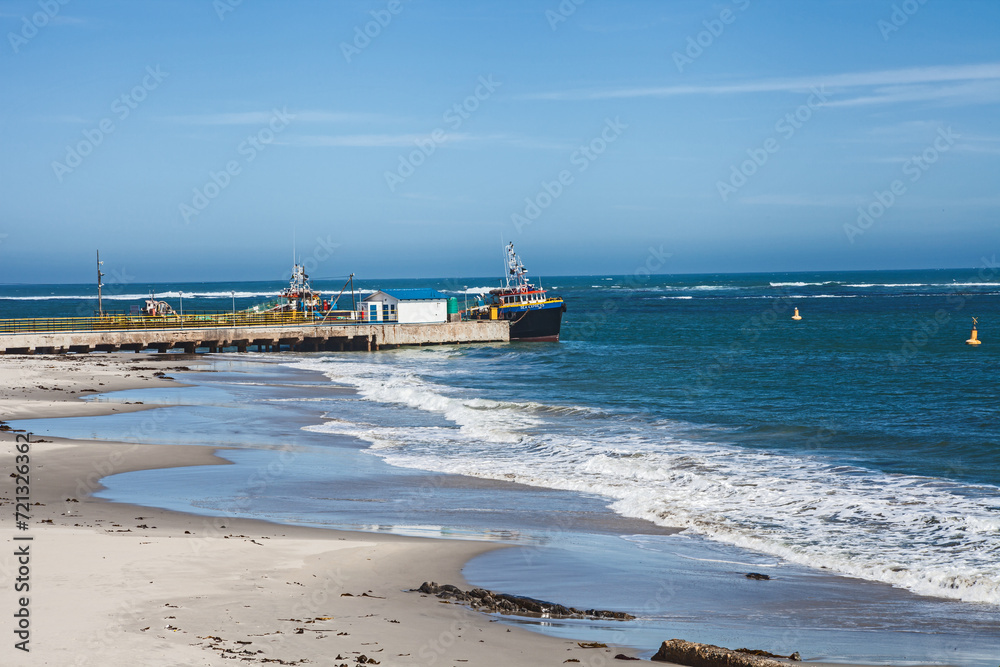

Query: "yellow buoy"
(791, 307), (802, 321)
(966, 317), (981, 345)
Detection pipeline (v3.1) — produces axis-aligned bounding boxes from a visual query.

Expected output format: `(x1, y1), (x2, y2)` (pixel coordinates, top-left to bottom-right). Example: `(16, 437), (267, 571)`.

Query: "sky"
(1, 0), (999, 283)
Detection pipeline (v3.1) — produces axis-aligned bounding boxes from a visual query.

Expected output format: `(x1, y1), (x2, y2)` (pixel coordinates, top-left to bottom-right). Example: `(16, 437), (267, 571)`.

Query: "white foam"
(687, 285), (741, 290)
(0, 288), (380, 302)
(844, 283), (926, 288)
(290, 354), (1000, 606)
(1, 290), (284, 301)
(769, 281), (838, 287)
(844, 282), (999, 288)
(939, 282), (1000, 288)
(789, 294), (859, 298)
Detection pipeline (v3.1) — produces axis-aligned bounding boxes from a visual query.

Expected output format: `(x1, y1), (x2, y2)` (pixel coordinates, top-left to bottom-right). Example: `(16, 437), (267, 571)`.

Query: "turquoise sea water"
(5, 267), (1000, 663)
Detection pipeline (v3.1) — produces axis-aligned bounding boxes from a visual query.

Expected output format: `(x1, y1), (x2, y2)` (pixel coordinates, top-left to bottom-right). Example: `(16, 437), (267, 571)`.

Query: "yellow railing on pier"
(0, 310), (359, 334)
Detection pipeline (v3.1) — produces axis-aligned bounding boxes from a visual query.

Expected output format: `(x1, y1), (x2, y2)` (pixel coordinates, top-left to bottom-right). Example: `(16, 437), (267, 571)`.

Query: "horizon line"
(4, 265), (990, 288)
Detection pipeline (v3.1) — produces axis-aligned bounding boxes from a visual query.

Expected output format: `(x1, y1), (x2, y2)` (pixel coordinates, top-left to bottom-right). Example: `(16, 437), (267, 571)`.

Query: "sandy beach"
(1, 353), (961, 667)
(0, 354), (642, 666)
(6, 1), (1000, 662)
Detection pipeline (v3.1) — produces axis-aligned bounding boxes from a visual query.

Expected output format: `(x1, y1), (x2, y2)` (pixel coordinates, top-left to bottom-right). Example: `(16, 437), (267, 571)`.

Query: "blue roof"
(370, 288), (447, 301)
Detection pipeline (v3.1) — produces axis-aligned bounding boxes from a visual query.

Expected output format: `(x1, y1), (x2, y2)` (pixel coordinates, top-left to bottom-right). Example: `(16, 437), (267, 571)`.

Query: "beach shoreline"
(0, 353), (644, 666)
(0, 352), (953, 667)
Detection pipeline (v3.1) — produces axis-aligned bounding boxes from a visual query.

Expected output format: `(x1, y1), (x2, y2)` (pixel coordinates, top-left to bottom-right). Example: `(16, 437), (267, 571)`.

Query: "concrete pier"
(0, 321), (509, 355)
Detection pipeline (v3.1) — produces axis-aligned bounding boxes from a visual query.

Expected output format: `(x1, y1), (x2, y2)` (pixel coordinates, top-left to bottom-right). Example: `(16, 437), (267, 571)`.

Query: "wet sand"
(0, 354), (642, 666)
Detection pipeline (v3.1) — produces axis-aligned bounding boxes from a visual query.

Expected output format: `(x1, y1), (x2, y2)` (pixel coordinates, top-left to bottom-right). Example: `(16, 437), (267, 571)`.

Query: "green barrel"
(447, 297), (459, 314)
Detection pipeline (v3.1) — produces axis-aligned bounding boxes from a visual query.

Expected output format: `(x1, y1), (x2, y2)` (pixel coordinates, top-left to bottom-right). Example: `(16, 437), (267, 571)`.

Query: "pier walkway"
(0, 314), (509, 354)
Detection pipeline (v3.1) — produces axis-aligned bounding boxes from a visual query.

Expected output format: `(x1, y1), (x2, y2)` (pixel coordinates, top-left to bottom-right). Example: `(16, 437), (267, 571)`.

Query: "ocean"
(5, 267), (1000, 664)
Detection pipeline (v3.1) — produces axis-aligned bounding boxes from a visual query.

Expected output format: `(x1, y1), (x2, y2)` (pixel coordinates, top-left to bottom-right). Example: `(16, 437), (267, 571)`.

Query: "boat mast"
(502, 241), (510, 289)
(505, 242), (528, 291)
(96, 250), (105, 317)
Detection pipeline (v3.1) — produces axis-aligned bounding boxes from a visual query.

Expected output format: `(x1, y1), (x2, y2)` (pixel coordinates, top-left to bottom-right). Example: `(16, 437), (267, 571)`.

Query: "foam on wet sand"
(0, 354), (640, 666)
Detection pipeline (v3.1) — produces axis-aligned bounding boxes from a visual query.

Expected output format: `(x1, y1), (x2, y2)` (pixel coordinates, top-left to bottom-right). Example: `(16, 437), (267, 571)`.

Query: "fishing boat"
(248, 262), (358, 321)
(276, 262), (324, 314)
(482, 243), (566, 341)
(137, 297), (175, 317)
(249, 262), (327, 316)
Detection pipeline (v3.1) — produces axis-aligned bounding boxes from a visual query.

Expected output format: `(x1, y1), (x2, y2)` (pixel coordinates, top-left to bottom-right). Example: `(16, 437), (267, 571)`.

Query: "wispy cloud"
(160, 110), (385, 125)
(160, 112), (574, 150)
(522, 62), (1000, 107)
(48, 15), (86, 26)
(283, 133), (475, 148)
(825, 80), (1000, 108)
(613, 203), (660, 211)
(578, 15), (674, 33)
(281, 132), (565, 149)
(398, 192), (476, 204)
(37, 114), (89, 124)
(861, 156), (911, 164)
(868, 120), (944, 137)
(739, 194), (865, 207)
(0, 12), (85, 24)
(743, 192), (1000, 208)
(954, 139), (1000, 156)
(872, 129), (1000, 155)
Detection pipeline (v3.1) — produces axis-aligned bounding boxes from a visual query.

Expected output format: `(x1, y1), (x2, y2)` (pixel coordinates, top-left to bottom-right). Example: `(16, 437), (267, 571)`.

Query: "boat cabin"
(493, 290), (547, 306)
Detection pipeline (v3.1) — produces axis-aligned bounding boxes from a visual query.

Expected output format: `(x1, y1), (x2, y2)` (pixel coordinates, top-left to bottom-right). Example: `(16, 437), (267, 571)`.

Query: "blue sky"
(2, 0), (999, 282)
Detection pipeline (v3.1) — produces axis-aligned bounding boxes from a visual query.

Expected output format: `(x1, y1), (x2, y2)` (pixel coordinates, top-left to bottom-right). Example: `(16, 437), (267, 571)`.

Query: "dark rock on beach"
(652, 639), (796, 666)
(745, 572), (771, 580)
(415, 582), (634, 620)
(737, 648), (800, 661)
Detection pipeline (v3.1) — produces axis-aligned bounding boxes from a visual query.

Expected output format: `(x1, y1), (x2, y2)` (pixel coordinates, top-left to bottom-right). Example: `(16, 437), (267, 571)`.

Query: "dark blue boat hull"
(504, 302), (565, 341)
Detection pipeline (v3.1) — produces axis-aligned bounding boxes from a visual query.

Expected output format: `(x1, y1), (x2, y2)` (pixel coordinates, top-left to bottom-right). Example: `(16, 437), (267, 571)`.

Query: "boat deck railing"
(0, 310), (361, 334)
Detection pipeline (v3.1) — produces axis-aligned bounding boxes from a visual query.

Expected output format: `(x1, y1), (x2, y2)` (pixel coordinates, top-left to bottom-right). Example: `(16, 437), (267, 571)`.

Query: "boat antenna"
(500, 233), (508, 289)
(96, 250), (105, 317)
(350, 273), (356, 314)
